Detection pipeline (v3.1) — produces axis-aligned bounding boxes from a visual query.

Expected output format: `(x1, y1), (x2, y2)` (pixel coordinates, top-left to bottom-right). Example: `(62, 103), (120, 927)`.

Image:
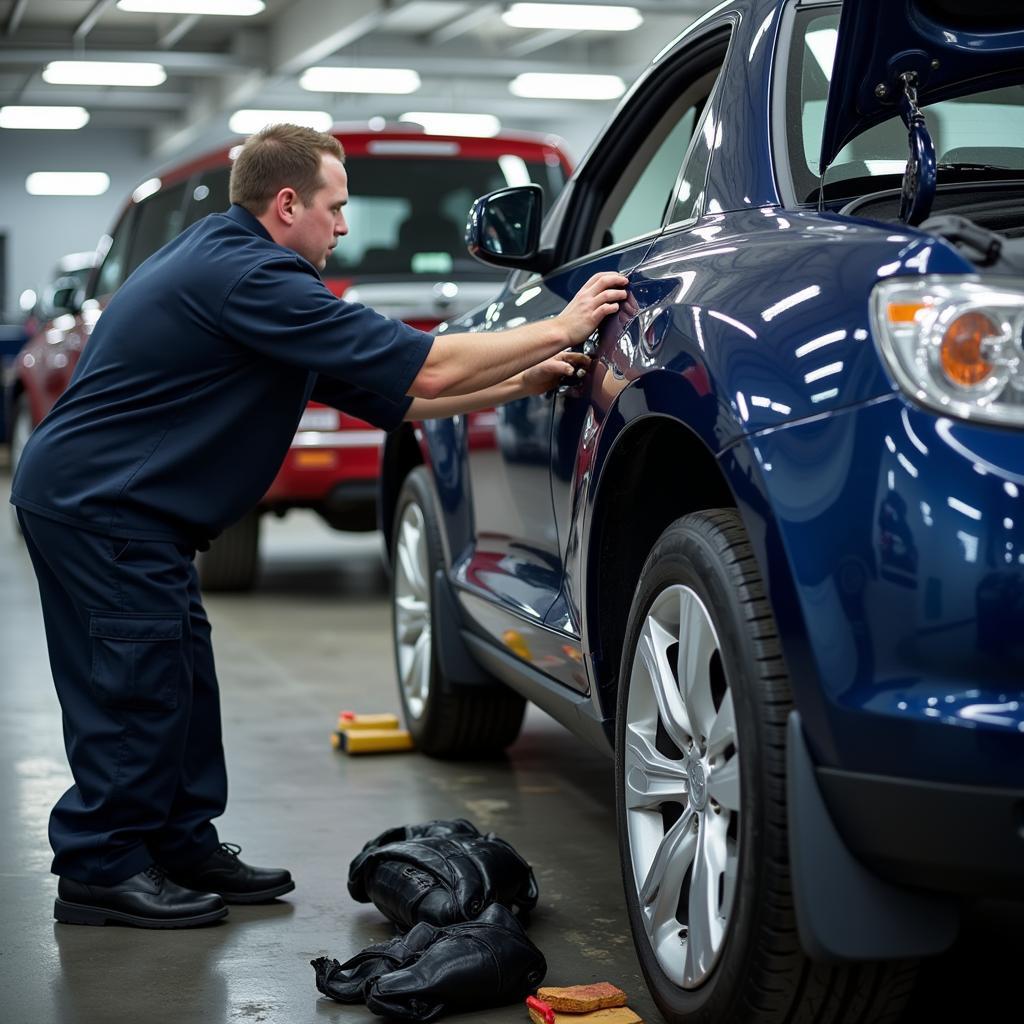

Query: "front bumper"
(819, 764), (1024, 897)
(751, 393), (1024, 789)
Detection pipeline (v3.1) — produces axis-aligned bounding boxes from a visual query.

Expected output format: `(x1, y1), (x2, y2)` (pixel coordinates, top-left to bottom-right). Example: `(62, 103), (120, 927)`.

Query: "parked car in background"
(0, 317), (29, 448)
(4, 251), (99, 453)
(6, 125), (571, 588)
(381, 1), (1024, 1022)
(20, 251), (100, 336)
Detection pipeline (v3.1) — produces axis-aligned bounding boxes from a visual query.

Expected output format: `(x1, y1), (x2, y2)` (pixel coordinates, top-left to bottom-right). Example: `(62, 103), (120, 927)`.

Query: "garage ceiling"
(0, 0), (715, 161)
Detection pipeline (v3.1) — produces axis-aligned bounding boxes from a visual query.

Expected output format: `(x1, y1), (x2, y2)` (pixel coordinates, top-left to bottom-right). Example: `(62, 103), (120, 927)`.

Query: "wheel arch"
(582, 391), (837, 764)
(584, 408), (736, 726)
(379, 423), (424, 562)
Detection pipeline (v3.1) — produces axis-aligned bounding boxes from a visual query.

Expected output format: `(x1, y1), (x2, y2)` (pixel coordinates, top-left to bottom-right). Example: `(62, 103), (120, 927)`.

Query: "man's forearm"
(410, 320), (568, 399)
(406, 270), (629, 400)
(405, 374), (526, 421)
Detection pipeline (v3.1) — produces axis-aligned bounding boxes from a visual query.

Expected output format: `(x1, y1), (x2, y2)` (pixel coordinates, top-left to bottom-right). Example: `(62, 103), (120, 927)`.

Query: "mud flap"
(786, 712), (959, 962)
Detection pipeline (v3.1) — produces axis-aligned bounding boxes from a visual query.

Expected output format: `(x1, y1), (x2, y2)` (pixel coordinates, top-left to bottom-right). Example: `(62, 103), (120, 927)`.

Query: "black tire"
(614, 509), (917, 1024)
(390, 467), (525, 758)
(197, 509), (261, 591)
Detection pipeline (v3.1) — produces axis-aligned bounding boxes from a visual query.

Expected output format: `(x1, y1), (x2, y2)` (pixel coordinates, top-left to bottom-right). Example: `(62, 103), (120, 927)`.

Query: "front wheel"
(615, 509), (916, 1024)
(390, 467), (525, 758)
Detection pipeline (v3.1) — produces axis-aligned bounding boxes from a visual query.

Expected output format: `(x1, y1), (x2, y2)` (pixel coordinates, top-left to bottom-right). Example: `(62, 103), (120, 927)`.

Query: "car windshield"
(786, 6), (1024, 202)
(324, 152), (566, 280)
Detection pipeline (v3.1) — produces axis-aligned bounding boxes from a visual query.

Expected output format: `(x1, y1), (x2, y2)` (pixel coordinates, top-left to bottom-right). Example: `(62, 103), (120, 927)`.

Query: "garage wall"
(0, 127), (155, 315)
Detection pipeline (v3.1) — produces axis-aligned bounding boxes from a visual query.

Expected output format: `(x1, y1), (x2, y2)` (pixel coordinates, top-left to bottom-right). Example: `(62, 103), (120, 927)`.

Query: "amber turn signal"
(939, 311), (999, 387)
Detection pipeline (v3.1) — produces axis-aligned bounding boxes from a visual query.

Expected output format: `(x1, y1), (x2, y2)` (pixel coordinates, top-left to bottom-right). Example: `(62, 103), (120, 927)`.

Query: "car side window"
(182, 167), (231, 228)
(587, 53), (728, 253)
(123, 181), (189, 281)
(92, 206), (138, 298)
(592, 102), (698, 251)
(668, 72), (723, 225)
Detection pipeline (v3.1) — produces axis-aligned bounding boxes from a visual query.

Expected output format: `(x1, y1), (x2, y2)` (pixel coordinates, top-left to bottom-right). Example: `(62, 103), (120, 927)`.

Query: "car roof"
(155, 125), (573, 191)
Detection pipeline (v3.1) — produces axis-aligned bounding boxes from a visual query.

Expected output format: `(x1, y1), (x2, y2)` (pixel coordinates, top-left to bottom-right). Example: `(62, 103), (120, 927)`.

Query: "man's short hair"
(229, 123), (345, 215)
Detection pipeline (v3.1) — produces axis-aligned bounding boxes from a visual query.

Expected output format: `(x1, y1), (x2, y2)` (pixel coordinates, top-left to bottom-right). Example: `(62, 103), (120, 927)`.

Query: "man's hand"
(521, 350), (591, 396)
(555, 272), (630, 346)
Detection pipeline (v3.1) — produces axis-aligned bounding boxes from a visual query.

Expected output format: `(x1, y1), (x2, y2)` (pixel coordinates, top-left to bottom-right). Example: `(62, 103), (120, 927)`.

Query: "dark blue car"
(380, 2), (1024, 1021)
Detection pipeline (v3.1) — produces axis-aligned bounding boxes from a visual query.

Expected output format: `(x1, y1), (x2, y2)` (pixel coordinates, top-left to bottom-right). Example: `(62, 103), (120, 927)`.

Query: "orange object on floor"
(537, 983), (628, 1012)
(525, 996), (642, 1024)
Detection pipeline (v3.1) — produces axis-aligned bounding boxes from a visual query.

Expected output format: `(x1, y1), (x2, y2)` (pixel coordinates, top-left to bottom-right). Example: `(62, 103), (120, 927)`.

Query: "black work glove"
(347, 826), (539, 930)
(311, 903), (547, 1021)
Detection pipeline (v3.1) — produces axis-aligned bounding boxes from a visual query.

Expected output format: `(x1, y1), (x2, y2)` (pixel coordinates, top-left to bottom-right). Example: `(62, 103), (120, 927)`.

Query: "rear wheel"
(391, 467), (525, 757)
(615, 509), (917, 1024)
(197, 509), (261, 591)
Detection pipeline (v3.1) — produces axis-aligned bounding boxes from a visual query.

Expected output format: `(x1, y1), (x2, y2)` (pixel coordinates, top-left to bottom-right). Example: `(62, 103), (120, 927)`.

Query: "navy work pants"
(18, 509), (225, 884)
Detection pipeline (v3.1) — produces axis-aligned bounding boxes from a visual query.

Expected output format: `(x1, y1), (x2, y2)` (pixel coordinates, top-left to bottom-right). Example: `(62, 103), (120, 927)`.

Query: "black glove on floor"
(311, 902), (547, 1022)
(348, 819), (539, 930)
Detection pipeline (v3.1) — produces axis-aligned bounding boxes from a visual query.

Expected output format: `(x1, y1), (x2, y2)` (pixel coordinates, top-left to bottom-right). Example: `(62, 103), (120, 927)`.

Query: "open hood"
(819, 0), (1024, 173)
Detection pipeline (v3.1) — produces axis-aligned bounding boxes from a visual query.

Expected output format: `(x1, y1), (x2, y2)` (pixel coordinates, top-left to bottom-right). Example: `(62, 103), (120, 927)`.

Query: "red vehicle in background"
(7, 125), (572, 589)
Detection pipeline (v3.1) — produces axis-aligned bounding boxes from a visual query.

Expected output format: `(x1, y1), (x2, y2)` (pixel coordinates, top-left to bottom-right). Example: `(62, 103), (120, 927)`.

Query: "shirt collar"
(225, 203), (274, 242)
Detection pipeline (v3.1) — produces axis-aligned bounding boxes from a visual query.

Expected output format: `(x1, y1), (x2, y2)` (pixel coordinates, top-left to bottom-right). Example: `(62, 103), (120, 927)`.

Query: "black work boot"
(55, 865), (228, 928)
(166, 843), (294, 904)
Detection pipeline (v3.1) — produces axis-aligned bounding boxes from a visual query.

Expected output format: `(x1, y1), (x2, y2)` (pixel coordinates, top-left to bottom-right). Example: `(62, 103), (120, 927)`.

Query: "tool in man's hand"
(330, 710), (414, 754)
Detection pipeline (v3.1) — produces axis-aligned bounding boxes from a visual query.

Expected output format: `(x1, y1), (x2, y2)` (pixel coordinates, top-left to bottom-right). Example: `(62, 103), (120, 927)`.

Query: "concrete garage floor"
(0, 472), (1020, 1024)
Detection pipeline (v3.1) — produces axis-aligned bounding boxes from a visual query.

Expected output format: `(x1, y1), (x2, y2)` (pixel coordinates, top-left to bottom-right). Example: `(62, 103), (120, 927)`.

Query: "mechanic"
(9, 123), (627, 929)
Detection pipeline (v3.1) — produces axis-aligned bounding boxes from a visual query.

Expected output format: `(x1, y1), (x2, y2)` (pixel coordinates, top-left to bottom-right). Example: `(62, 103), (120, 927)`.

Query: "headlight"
(871, 277), (1024, 427)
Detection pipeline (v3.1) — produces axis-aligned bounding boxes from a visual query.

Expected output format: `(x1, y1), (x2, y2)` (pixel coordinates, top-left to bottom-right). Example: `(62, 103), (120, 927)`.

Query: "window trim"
(548, 22), (735, 272)
(661, 62), (731, 232)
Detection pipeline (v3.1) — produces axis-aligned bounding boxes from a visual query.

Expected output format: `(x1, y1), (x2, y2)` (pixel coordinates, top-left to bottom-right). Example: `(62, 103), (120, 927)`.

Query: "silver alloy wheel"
(624, 584), (741, 989)
(394, 499), (432, 720)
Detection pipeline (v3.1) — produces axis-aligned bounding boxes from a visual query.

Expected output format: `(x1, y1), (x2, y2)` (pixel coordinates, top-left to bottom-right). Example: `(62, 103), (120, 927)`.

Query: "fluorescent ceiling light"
(43, 61), (166, 87)
(229, 109), (333, 134)
(116, 0), (264, 14)
(399, 112), (500, 137)
(26, 172), (110, 196)
(300, 67), (421, 94)
(509, 72), (625, 100)
(502, 3), (642, 31)
(0, 105), (89, 130)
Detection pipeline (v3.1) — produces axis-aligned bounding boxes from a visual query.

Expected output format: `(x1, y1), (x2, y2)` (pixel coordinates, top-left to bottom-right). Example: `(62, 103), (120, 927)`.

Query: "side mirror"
(49, 277), (84, 316)
(465, 184), (549, 272)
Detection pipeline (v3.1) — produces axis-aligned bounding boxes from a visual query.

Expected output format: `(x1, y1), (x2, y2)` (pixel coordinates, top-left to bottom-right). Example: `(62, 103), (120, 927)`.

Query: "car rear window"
(324, 152), (567, 280)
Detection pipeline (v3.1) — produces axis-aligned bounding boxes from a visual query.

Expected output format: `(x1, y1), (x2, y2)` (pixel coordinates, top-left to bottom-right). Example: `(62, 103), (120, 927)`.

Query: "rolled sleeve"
(220, 257), (434, 404)
(310, 375), (412, 432)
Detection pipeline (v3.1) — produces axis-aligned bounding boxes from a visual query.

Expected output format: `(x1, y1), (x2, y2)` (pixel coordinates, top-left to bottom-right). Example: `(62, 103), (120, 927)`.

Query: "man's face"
(289, 154), (349, 270)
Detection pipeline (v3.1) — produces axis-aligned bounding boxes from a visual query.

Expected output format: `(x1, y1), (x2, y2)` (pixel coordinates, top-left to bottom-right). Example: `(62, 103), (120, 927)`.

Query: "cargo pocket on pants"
(89, 613), (184, 711)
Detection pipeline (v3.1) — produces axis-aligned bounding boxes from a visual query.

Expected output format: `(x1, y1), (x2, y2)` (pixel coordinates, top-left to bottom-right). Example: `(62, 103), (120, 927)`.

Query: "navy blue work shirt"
(11, 204), (434, 546)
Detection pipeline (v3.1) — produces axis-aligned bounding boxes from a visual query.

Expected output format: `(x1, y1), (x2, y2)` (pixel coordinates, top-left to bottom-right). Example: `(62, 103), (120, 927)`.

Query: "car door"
(541, 27), (733, 692)
(456, 24), (731, 680)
